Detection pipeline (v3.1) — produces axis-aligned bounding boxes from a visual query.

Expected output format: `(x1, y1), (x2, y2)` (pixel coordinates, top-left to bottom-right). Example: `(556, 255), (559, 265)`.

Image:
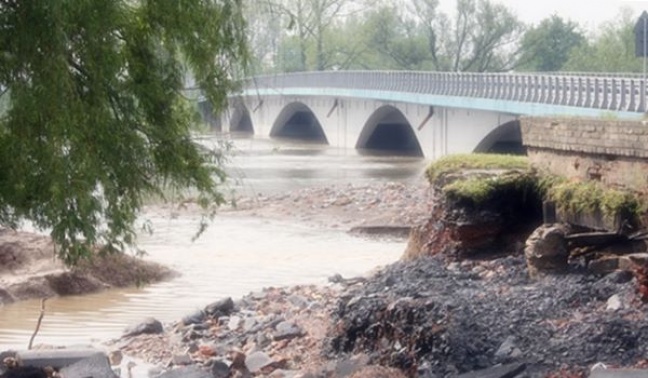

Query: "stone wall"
(521, 117), (648, 192)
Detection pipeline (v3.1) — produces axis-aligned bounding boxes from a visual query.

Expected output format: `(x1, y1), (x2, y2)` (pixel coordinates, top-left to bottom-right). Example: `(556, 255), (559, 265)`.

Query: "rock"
(456, 363), (526, 378)
(228, 316), (242, 331)
(0, 350), (16, 375)
(182, 310), (206, 326)
(334, 354), (370, 377)
(494, 336), (522, 362)
(589, 256), (620, 275)
(269, 369), (300, 377)
(417, 361), (439, 378)
(287, 294), (309, 309)
(172, 353), (193, 366)
(157, 365), (212, 378)
(123, 317), (163, 337)
(243, 317), (258, 333)
(15, 348), (105, 370)
(245, 351), (273, 373)
(0, 366), (49, 377)
(590, 368), (648, 378)
(58, 353), (118, 378)
(273, 321), (304, 341)
(619, 253), (648, 271)
(525, 224), (569, 277)
(607, 270), (634, 284)
(606, 294), (624, 311)
(211, 360), (231, 378)
(108, 350), (122, 366)
(205, 297), (234, 317)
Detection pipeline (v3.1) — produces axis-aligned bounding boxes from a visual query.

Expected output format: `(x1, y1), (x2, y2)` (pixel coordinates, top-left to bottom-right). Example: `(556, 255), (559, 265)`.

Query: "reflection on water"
(0, 135), (427, 349)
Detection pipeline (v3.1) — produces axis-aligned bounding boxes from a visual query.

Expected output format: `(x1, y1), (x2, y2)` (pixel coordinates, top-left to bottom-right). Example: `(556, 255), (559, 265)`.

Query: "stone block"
(16, 348), (105, 370)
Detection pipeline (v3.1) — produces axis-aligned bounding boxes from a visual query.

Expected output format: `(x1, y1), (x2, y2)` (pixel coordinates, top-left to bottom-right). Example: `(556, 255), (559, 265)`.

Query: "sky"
(437, 0), (648, 30)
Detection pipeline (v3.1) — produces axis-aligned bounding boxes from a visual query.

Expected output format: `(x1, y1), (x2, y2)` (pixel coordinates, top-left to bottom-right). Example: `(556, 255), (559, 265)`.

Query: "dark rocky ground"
(107, 251), (648, 378)
(327, 254), (648, 377)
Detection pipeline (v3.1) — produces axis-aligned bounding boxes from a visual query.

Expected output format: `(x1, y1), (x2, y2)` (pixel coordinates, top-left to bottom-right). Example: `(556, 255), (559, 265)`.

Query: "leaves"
(0, 0), (248, 264)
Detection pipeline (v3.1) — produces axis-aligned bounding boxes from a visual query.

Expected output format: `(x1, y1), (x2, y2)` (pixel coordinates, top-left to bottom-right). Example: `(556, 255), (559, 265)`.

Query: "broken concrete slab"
(15, 348), (105, 370)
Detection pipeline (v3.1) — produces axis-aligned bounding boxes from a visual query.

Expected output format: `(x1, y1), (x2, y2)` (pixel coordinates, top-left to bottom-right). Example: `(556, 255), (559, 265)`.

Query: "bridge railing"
(244, 71), (648, 113)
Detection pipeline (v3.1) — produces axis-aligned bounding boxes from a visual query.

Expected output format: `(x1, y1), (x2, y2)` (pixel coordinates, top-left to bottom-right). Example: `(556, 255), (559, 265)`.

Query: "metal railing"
(244, 71), (648, 114)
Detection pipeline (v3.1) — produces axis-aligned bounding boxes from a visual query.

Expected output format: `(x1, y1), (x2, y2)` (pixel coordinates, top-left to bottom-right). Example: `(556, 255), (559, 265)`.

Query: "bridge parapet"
(245, 71), (648, 114)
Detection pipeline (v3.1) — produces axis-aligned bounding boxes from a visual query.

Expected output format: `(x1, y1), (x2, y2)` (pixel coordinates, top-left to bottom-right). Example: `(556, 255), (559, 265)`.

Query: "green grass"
(426, 153), (529, 184)
(427, 153), (647, 225)
(547, 180), (645, 222)
(442, 170), (538, 205)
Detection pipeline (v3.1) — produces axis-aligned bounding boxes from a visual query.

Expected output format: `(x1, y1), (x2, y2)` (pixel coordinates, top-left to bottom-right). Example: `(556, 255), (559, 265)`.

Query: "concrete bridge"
(203, 71), (648, 159)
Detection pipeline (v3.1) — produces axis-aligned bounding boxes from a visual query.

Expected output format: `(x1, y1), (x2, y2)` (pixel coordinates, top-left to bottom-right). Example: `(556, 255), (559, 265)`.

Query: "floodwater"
(0, 135), (427, 349)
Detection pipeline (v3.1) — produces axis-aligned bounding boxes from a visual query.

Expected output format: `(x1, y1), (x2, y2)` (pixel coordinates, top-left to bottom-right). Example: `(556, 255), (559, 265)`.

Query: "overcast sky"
(437, 0), (648, 30)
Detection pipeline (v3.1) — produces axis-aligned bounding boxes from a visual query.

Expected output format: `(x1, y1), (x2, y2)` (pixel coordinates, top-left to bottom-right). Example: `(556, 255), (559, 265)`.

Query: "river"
(0, 135), (427, 350)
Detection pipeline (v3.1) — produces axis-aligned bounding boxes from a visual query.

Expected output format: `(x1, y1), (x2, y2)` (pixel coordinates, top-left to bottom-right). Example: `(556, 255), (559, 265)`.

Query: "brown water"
(0, 136), (427, 349)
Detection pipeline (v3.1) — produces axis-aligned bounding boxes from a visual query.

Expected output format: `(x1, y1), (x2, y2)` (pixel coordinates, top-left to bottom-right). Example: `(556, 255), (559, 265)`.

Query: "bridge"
(204, 71), (648, 159)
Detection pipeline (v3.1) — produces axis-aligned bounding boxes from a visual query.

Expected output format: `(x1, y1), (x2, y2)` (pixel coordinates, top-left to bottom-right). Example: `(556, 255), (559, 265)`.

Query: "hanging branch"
(28, 298), (48, 350)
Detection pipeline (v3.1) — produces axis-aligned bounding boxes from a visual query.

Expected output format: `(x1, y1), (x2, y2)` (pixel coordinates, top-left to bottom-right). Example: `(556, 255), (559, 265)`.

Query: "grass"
(427, 154), (647, 225)
(442, 170), (539, 205)
(547, 180), (645, 223)
(425, 153), (529, 183)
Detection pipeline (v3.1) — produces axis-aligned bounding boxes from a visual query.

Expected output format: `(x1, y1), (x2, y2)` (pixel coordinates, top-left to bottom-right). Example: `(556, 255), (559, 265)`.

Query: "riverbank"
(0, 229), (174, 305)
(104, 175), (648, 378)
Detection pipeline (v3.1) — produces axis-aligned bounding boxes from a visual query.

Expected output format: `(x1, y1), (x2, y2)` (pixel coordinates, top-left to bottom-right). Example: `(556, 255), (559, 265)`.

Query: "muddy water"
(0, 136), (427, 349)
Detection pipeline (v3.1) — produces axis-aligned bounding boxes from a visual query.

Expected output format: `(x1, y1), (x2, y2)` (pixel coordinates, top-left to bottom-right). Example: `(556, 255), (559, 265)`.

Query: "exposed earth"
(0, 229), (173, 306)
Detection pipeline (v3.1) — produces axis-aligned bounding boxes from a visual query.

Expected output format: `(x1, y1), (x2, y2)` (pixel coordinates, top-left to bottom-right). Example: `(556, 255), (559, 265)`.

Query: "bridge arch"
(356, 105), (423, 157)
(270, 102), (328, 143)
(473, 120), (525, 155)
(229, 102), (254, 134)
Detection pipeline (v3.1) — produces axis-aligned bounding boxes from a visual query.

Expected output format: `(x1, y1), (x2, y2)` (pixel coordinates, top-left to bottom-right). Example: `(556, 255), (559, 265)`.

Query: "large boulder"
(122, 317), (164, 337)
(524, 224), (569, 277)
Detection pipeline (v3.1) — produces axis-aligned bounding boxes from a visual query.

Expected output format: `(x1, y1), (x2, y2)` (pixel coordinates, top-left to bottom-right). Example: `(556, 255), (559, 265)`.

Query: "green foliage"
(0, 1), (248, 264)
(442, 170), (538, 205)
(519, 15), (585, 71)
(547, 180), (645, 221)
(425, 154), (529, 183)
(563, 9), (642, 72)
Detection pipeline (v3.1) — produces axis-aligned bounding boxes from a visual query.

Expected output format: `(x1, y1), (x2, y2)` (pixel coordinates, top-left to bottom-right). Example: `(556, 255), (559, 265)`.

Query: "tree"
(563, 9), (642, 72)
(358, 5), (431, 70)
(249, 0), (364, 72)
(407, 0), (524, 72)
(518, 15), (585, 71)
(0, 1), (248, 264)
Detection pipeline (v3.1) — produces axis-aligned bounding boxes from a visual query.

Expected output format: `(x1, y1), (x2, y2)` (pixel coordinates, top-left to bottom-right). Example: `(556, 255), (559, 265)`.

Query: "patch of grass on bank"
(426, 153), (529, 183)
(427, 153), (647, 224)
(443, 170), (538, 205)
(547, 180), (646, 222)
